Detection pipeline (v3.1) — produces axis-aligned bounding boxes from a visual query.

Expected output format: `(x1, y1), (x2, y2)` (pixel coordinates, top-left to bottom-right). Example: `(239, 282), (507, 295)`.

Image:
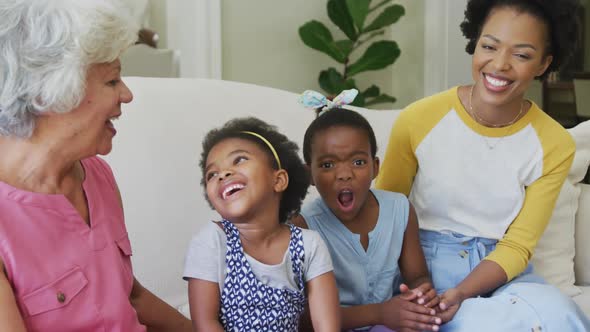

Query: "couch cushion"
(532, 120), (590, 296)
(569, 120), (590, 183)
(531, 179), (581, 296)
(571, 121), (590, 287)
(576, 184), (590, 286)
(572, 286), (590, 318)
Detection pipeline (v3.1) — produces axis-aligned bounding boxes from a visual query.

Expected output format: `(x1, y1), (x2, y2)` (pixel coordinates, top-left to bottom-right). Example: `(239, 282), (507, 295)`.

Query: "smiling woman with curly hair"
(376, 0), (590, 330)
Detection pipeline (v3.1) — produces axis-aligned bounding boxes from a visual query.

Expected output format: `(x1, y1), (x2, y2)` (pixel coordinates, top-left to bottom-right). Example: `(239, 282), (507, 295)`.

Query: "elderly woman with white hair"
(0, 1), (191, 331)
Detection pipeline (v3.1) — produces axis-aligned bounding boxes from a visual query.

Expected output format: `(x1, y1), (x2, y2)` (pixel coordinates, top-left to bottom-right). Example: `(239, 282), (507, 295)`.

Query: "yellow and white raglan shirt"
(375, 87), (575, 281)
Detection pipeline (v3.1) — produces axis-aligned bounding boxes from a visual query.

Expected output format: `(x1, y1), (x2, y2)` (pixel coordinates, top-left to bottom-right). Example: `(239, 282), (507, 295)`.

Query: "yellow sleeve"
(375, 109), (418, 196)
(485, 125), (575, 281)
(375, 89), (456, 195)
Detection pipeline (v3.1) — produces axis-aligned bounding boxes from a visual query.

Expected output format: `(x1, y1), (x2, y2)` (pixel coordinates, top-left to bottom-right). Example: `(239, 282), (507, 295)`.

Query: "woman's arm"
(0, 260), (27, 332)
(130, 278), (192, 332)
(188, 279), (224, 332)
(438, 136), (575, 321)
(437, 155), (574, 320)
(307, 272), (340, 331)
(484, 145), (575, 280)
(375, 110), (419, 196)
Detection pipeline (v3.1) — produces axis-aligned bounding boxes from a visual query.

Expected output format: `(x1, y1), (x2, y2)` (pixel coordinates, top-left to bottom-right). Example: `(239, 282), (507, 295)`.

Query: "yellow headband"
(240, 131), (282, 169)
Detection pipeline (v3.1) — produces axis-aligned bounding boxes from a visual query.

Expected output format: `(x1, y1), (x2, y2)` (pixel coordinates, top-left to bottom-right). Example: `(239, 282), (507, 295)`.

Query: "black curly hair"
(200, 117), (310, 223)
(303, 108), (377, 165)
(460, 0), (582, 81)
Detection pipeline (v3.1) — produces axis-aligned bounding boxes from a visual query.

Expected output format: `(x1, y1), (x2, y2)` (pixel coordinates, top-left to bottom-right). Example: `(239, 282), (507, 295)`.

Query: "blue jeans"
(420, 229), (590, 332)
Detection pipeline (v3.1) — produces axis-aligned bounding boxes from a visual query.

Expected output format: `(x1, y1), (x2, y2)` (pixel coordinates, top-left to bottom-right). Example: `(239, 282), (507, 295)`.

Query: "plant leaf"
(350, 92), (366, 107)
(347, 40), (400, 76)
(328, 0), (357, 41)
(333, 40), (354, 58)
(364, 93), (397, 106)
(319, 68), (357, 95)
(344, 79), (357, 91)
(299, 21), (347, 63)
(346, 0), (370, 31)
(364, 4), (405, 32)
(361, 85), (380, 98)
(319, 68), (346, 95)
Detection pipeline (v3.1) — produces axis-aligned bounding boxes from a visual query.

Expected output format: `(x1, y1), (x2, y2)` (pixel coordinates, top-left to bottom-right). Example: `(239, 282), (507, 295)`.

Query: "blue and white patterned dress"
(219, 219), (306, 331)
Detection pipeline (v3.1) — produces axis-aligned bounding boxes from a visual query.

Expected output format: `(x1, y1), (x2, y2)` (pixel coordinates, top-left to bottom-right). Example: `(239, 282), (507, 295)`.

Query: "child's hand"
(437, 287), (465, 323)
(399, 282), (440, 308)
(378, 294), (442, 332)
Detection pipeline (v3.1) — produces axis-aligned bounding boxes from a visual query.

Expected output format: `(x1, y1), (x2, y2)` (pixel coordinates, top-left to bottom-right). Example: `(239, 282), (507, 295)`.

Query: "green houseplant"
(299, 0), (405, 107)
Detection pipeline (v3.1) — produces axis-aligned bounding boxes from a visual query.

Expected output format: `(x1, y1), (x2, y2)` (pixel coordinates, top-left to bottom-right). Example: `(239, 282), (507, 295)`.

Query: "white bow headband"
(298, 89), (358, 115)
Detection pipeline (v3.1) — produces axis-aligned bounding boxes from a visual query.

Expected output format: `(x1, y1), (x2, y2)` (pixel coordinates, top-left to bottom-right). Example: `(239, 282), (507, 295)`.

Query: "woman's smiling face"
(471, 6), (552, 109)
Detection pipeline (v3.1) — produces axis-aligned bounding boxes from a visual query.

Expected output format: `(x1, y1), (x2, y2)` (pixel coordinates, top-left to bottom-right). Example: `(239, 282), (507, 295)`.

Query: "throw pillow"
(531, 119), (590, 296)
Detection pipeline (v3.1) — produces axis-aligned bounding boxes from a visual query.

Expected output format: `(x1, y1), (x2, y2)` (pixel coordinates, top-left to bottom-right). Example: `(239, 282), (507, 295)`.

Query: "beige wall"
(148, 0), (168, 48)
(222, 0), (424, 109)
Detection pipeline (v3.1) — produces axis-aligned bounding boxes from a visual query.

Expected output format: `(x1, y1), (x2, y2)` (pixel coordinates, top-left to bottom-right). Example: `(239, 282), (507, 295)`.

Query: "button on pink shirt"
(0, 157), (146, 332)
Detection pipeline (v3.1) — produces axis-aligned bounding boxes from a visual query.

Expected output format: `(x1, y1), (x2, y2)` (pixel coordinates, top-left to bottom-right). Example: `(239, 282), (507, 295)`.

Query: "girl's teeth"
(222, 184), (244, 199)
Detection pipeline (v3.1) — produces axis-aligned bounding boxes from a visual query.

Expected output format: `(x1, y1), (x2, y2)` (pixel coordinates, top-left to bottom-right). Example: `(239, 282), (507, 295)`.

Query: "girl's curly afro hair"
(200, 117), (310, 223)
(460, 0), (582, 81)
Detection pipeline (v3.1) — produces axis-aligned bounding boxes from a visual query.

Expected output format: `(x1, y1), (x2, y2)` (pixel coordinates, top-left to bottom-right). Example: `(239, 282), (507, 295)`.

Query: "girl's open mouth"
(222, 183), (245, 200)
(337, 189), (355, 212)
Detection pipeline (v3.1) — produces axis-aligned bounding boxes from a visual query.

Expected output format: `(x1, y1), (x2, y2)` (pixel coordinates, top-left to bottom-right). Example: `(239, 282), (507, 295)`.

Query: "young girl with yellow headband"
(183, 117), (340, 331)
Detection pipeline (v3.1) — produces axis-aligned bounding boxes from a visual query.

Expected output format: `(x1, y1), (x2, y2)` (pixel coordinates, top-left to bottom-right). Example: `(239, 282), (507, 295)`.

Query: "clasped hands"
(377, 283), (466, 332)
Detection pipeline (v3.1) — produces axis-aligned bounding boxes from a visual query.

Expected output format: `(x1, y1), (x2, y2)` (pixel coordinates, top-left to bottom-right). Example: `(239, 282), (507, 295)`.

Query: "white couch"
(105, 77), (590, 318)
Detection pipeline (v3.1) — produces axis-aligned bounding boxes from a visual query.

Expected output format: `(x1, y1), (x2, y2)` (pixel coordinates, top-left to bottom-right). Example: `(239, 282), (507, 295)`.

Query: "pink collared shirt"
(0, 157), (146, 332)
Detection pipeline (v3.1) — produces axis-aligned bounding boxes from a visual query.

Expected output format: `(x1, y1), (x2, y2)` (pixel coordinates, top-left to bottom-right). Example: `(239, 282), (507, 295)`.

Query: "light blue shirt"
(301, 189), (409, 306)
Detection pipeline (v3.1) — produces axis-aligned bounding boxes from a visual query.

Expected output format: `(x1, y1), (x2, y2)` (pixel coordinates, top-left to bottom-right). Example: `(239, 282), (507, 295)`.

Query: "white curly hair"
(0, 0), (138, 138)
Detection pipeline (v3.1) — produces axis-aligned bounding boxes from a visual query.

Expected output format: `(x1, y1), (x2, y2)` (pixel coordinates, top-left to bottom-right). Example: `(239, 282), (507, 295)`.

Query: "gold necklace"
(467, 84), (525, 150)
(469, 84), (524, 128)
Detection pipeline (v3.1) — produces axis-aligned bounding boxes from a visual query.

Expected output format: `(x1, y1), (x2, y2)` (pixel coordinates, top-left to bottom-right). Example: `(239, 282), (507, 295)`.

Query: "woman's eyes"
(515, 53), (531, 60)
(481, 44), (532, 60)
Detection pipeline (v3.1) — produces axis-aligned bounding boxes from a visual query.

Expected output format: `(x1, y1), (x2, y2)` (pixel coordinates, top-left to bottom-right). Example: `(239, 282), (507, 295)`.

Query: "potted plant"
(299, 0), (405, 107)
